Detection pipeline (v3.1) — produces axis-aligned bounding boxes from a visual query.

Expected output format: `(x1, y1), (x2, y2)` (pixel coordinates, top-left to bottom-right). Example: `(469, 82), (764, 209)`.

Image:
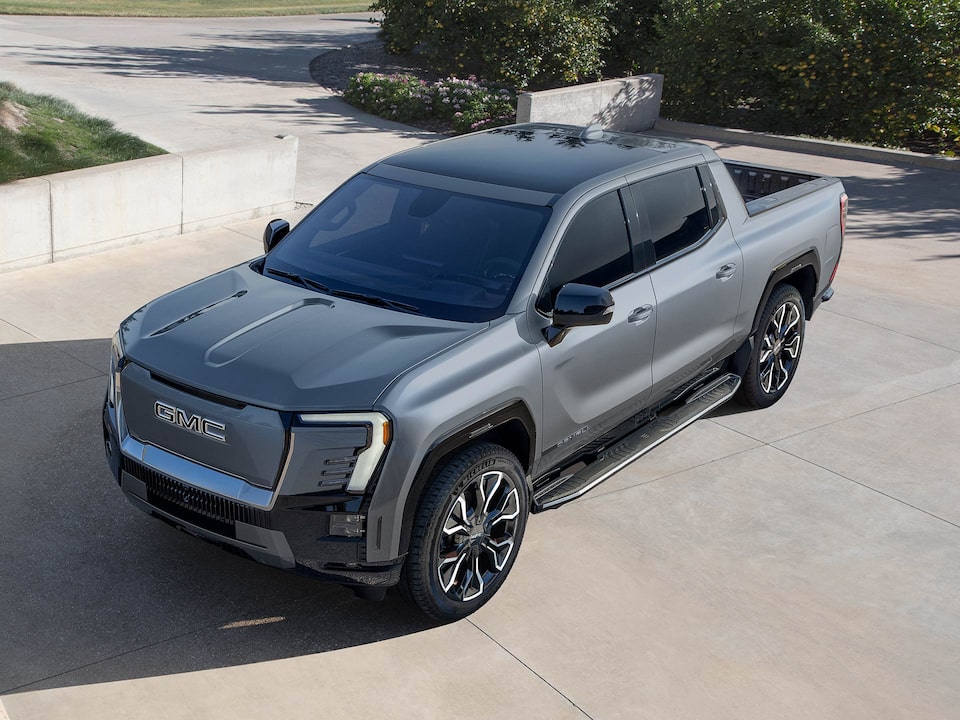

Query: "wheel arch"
(751, 249), (820, 336)
(397, 402), (536, 556)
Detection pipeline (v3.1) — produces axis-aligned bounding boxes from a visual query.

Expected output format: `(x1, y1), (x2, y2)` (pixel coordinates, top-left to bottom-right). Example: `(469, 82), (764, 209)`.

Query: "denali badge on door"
(154, 401), (227, 442)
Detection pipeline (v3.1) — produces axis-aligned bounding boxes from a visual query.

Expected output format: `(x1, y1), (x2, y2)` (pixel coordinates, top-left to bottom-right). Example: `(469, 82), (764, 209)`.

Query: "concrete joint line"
(0, 695), (10, 720)
(773, 445), (960, 532)
(0, 374), (105, 405)
(579, 441), (762, 504)
(769, 378), (960, 447)
(821, 307), (960, 355)
(467, 620), (595, 719)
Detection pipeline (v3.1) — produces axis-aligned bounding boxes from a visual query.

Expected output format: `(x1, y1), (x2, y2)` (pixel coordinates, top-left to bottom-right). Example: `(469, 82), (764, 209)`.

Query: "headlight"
(297, 412), (391, 493)
(108, 331), (126, 409)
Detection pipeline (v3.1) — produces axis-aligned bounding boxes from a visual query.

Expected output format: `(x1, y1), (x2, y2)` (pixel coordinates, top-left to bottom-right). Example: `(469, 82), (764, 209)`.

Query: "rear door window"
(630, 168), (715, 263)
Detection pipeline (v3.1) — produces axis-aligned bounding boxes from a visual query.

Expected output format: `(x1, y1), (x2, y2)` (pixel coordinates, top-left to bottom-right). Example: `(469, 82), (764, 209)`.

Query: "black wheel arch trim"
(750, 248), (821, 335)
(397, 401), (536, 556)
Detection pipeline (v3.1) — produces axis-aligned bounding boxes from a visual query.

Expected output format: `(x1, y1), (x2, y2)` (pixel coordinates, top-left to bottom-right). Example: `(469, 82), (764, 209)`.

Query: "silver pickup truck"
(103, 123), (847, 620)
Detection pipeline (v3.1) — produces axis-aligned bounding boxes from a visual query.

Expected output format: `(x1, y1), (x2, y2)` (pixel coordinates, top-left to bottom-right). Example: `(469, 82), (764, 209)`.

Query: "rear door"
(629, 165), (743, 398)
(537, 189), (657, 470)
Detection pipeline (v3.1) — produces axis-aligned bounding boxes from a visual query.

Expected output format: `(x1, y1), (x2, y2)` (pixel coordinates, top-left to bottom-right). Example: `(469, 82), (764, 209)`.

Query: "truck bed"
(722, 161), (834, 216)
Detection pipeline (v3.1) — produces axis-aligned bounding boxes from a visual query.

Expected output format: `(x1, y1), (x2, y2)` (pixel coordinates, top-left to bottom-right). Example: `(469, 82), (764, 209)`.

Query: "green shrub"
(371, 0), (610, 89)
(654, 0), (960, 150)
(344, 73), (517, 133)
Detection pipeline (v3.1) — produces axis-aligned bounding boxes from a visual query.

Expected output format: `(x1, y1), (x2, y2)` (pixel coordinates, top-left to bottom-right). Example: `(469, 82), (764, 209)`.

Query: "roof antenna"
(580, 123), (604, 141)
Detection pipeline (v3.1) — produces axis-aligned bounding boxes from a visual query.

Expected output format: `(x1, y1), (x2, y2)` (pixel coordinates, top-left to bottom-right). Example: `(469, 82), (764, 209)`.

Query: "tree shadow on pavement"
(5, 28), (376, 85)
(0, 339), (437, 696)
(196, 95), (440, 139)
(840, 169), (960, 244)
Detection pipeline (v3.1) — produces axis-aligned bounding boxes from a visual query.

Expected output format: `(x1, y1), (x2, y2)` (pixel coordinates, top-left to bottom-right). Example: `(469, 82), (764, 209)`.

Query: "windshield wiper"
(327, 289), (421, 315)
(267, 269), (420, 314)
(266, 268), (329, 293)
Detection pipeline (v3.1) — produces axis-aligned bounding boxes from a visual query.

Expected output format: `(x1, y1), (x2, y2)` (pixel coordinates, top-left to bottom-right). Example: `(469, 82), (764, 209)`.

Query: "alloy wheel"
(759, 300), (802, 394)
(436, 470), (520, 602)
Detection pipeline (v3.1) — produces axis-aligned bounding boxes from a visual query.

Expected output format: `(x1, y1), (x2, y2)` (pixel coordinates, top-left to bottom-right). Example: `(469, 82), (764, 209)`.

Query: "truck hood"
(120, 262), (483, 411)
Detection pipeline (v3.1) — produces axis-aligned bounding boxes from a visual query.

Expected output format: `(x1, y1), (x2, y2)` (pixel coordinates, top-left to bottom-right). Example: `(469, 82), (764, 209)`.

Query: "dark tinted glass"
(263, 174), (551, 322)
(632, 168), (712, 262)
(545, 191), (632, 300)
(698, 165), (723, 227)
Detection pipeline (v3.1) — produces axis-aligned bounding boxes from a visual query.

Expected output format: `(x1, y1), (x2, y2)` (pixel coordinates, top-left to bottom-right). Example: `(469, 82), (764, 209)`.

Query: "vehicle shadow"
(0, 338), (437, 696)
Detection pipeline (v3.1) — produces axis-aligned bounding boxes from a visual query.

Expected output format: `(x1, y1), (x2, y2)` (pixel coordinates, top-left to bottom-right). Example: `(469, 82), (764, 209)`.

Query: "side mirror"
(544, 283), (614, 346)
(263, 219), (290, 254)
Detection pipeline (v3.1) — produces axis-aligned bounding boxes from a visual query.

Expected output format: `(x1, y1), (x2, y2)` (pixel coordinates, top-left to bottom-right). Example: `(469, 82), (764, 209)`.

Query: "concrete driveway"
(0, 13), (433, 201)
(1, 13), (960, 720)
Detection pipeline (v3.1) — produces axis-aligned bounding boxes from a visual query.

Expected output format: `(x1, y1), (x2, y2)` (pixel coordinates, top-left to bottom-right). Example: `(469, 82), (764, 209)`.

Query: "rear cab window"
(629, 166), (724, 264)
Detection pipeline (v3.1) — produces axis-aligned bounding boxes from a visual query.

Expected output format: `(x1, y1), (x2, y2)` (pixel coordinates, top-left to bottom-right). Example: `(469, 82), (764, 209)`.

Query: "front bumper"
(102, 398), (402, 588)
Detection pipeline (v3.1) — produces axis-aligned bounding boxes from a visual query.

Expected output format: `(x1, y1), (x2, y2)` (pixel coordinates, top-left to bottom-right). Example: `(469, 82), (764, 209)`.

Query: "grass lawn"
(0, 82), (165, 184)
(0, 1), (369, 15)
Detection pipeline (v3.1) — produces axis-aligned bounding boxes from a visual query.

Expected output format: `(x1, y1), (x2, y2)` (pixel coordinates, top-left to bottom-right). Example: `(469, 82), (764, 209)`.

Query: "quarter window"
(543, 191), (632, 303)
(631, 168), (714, 263)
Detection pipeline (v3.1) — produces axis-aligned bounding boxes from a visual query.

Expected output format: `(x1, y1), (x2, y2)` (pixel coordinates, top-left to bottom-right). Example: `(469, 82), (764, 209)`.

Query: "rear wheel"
(739, 284), (805, 409)
(402, 442), (529, 621)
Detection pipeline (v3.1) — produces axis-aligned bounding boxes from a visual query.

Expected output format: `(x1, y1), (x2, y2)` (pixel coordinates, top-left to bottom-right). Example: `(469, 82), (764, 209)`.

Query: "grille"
(123, 457), (271, 539)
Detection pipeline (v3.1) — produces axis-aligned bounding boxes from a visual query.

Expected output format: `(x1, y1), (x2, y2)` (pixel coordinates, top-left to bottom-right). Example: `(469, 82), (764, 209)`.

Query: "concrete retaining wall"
(0, 178), (52, 272)
(517, 74), (664, 132)
(1, 135), (298, 272)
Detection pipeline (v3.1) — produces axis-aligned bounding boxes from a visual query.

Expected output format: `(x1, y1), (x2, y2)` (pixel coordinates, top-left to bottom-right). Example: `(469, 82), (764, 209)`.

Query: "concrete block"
(181, 135), (298, 233)
(517, 74), (664, 132)
(0, 177), (52, 272)
(48, 154), (183, 261)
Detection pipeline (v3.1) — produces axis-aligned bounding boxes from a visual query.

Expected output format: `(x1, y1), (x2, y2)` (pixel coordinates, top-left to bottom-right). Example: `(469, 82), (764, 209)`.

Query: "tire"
(401, 442), (529, 621)
(739, 284), (806, 409)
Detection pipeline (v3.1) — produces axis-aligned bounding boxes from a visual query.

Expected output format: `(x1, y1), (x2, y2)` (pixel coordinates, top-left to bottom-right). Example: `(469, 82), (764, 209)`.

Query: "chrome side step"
(532, 373), (741, 512)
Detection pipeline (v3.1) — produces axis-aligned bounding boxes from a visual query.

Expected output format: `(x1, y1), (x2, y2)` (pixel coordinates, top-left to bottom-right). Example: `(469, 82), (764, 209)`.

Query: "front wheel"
(739, 284), (805, 409)
(401, 442), (529, 621)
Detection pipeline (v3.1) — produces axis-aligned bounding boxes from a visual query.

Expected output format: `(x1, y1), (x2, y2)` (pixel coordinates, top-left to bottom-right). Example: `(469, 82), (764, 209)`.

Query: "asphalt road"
(1, 12), (959, 720)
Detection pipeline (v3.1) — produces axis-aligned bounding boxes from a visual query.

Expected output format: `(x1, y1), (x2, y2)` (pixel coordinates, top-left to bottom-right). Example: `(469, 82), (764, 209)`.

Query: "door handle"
(628, 305), (654, 325)
(716, 263), (737, 280)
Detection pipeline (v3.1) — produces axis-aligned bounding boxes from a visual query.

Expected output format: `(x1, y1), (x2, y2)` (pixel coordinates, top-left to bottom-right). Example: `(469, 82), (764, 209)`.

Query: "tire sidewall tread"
(738, 284), (806, 409)
(401, 442), (528, 621)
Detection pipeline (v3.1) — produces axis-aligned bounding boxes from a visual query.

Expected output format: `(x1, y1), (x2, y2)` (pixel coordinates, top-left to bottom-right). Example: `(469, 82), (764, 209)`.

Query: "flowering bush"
(344, 73), (517, 134)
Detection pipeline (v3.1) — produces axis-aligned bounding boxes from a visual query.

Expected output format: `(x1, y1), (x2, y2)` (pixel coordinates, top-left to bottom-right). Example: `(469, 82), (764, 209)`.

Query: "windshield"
(263, 174), (551, 322)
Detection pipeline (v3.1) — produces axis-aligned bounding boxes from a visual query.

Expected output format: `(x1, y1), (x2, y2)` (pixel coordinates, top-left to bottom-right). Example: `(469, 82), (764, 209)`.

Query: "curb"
(654, 118), (960, 173)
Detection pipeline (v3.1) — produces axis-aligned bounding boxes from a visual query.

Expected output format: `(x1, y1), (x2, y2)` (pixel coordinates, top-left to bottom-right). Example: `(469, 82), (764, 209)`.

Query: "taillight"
(839, 192), (848, 239)
(831, 192), (848, 284)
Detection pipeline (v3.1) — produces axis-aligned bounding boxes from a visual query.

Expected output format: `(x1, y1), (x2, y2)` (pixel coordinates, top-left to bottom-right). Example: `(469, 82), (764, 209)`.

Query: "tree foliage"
(371, 0), (960, 151)
(654, 0), (960, 149)
(371, 0), (610, 89)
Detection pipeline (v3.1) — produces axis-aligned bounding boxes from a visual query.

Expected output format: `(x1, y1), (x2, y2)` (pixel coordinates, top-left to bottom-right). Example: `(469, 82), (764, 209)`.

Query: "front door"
(537, 190), (657, 471)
